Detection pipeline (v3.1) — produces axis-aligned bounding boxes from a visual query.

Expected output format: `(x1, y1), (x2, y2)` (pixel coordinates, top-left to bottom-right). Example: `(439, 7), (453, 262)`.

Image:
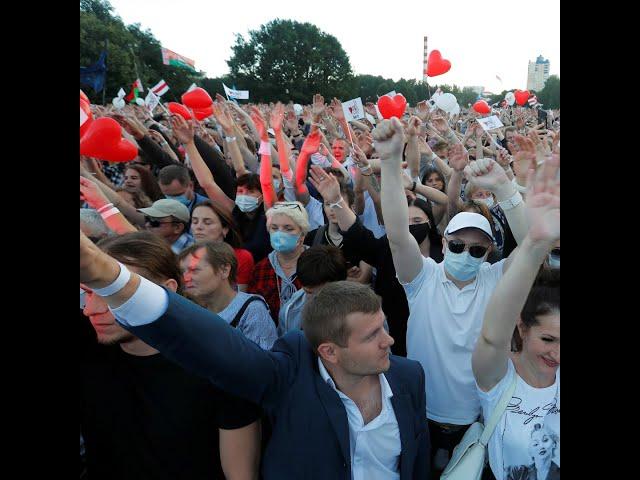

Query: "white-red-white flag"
(528, 95), (538, 107)
(151, 79), (169, 96)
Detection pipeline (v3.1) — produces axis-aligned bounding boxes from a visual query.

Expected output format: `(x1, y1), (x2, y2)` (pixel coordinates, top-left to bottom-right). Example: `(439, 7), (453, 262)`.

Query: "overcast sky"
(108, 0), (559, 93)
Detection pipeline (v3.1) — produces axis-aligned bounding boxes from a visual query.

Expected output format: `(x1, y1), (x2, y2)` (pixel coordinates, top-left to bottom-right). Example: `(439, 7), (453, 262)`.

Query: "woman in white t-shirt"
(472, 155), (560, 480)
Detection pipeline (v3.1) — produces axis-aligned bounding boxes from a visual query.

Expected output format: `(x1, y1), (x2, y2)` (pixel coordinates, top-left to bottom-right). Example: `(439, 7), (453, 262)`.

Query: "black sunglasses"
(550, 248), (560, 257)
(447, 240), (489, 259)
(145, 217), (179, 228)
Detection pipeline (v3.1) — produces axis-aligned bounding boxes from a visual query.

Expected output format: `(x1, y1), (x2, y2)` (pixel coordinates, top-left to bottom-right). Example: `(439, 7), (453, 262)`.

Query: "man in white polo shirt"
(374, 118), (528, 475)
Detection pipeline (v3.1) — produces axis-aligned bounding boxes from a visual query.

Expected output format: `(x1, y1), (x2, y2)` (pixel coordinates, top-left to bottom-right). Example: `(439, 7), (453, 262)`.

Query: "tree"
(227, 19), (354, 103)
(536, 75), (560, 109)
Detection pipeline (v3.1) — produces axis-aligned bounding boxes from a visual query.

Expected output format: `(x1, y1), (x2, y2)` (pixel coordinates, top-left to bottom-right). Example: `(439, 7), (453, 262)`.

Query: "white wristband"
(328, 196), (344, 209)
(258, 141), (271, 155)
(498, 190), (523, 211)
(93, 262), (132, 297)
(100, 207), (120, 220)
(225, 136), (237, 143)
(96, 203), (114, 214)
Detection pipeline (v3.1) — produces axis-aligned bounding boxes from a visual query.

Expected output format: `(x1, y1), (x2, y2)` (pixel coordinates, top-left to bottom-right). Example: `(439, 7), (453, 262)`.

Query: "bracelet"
(225, 136), (237, 143)
(498, 190), (523, 211)
(410, 181), (417, 192)
(258, 141), (271, 155)
(93, 262), (132, 297)
(96, 203), (114, 214)
(327, 196), (344, 209)
(100, 207), (120, 220)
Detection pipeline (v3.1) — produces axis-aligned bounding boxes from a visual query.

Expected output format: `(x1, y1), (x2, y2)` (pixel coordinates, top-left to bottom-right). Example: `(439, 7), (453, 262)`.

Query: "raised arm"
(473, 155), (560, 391)
(80, 176), (137, 234)
(212, 102), (249, 178)
(405, 116), (422, 179)
(376, 118), (423, 283)
(445, 143), (470, 217)
(294, 130), (322, 206)
(170, 115), (235, 216)
(250, 106), (278, 211)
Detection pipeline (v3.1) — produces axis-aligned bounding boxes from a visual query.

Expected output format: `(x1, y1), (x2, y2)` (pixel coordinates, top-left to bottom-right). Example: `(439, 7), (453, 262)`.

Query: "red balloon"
(167, 102), (193, 121)
(514, 90), (530, 106)
(426, 50), (452, 77)
(80, 117), (138, 162)
(472, 100), (491, 115)
(80, 89), (90, 104)
(192, 105), (213, 121)
(181, 87), (213, 109)
(80, 97), (93, 139)
(377, 94), (407, 120)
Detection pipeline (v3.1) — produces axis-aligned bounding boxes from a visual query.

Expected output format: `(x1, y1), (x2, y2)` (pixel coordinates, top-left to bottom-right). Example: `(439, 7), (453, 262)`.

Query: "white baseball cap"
(445, 212), (494, 242)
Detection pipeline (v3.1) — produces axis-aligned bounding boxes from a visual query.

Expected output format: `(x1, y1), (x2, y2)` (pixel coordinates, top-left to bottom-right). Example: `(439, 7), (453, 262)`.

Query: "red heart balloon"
(80, 117), (138, 162)
(377, 94), (407, 119)
(514, 90), (530, 106)
(167, 102), (193, 121)
(426, 50), (452, 77)
(182, 87), (213, 110)
(472, 100), (491, 115)
(80, 97), (93, 139)
(192, 105), (213, 121)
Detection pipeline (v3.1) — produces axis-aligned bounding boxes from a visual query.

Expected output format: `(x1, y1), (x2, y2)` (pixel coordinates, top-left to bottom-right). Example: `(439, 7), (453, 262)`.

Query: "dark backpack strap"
(230, 295), (268, 329)
(312, 225), (327, 247)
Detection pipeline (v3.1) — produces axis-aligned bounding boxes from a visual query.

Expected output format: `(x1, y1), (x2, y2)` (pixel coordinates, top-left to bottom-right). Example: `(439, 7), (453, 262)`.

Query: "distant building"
(527, 55), (550, 92)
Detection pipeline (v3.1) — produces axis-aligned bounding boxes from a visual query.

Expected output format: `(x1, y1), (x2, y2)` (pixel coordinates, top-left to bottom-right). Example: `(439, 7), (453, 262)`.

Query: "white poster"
(476, 115), (504, 131)
(341, 97), (365, 122)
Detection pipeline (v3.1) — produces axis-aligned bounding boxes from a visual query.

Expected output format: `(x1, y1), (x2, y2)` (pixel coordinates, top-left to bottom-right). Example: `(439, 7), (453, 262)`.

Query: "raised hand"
(329, 98), (345, 122)
(365, 102), (378, 118)
(415, 100), (431, 122)
(284, 109), (299, 133)
(511, 134), (537, 173)
(212, 102), (235, 135)
(372, 118), (405, 162)
(430, 116), (450, 135)
(309, 165), (341, 203)
(525, 153), (560, 244)
(111, 113), (147, 140)
(406, 116), (422, 136)
(352, 144), (370, 168)
(356, 131), (374, 157)
(463, 157), (510, 192)
(80, 176), (110, 210)
(270, 102), (285, 133)
(312, 94), (325, 118)
(496, 147), (512, 169)
(250, 106), (268, 141)
(447, 143), (469, 172)
(302, 107), (313, 125)
(170, 114), (195, 144)
(300, 130), (321, 155)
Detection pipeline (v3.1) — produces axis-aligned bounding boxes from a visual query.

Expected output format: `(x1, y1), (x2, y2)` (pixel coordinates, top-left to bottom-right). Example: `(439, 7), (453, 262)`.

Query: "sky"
(107, 0), (559, 94)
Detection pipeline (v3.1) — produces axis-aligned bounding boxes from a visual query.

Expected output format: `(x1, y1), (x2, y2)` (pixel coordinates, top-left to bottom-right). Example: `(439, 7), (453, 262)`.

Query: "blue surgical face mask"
(444, 249), (485, 281)
(235, 194), (260, 213)
(165, 194), (191, 207)
(548, 253), (560, 269)
(270, 231), (300, 253)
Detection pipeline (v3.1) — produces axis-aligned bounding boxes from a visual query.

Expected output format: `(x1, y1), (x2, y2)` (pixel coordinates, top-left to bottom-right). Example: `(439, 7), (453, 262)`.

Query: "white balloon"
(112, 97), (125, 109)
(450, 103), (461, 115)
(135, 97), (145, 106)
(435, 93), (457, 113)
(293, 104), (303, 116)
(505, 92), (515, 106)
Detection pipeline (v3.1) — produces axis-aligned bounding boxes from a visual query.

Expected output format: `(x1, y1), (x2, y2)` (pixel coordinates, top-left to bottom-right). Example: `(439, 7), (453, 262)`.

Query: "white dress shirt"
(317, 359), (401, 480)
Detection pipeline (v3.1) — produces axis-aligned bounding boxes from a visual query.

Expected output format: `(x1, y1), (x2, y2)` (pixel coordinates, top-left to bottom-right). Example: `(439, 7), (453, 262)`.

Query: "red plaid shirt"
(248, 257), (302, 325)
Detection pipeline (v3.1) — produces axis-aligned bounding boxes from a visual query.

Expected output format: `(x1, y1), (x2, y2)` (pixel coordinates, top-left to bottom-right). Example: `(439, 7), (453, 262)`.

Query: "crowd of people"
(80, 91), (560, 480)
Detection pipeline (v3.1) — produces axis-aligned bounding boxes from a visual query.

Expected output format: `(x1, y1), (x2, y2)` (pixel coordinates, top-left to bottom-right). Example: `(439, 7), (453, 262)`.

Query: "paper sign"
(476, 115), (504, 131)
(342, 97), (365, 122)
(117, 88), (126, 99)
(145, 90), (160, 113)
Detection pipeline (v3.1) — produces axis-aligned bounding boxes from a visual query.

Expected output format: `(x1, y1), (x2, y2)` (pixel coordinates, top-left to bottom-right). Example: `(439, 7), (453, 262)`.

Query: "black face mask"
(409, 222), (431, 244)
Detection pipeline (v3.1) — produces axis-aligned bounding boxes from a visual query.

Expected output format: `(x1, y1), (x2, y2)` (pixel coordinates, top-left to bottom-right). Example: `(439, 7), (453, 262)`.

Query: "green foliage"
(535, 75), (560, 109)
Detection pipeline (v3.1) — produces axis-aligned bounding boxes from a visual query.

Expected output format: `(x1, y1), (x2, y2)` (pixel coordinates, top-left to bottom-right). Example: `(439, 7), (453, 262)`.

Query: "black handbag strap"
(230, 295), (268, 328)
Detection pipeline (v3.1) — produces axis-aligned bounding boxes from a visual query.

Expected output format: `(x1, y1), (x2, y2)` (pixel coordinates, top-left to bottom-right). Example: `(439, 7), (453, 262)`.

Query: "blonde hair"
(266, 201), (310, 235)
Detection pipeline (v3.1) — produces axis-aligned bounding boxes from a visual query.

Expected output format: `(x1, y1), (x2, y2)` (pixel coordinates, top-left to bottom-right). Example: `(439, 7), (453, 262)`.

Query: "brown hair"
(512, 267), (560, 352)
(302, 281), (381, 353)
(236, 173), (262, 193)
(96, 231), (183, 295)
(116, 187), (153, 208)
(179, 241), (238, 284)
(125, 164), (164, 201)
(158, 164), (191, 187)
(192, 201), (243, 248)
(297, 246), (348, 287)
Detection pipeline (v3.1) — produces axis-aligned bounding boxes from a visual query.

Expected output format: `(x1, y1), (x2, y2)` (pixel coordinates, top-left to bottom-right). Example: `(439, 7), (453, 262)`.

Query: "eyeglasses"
(145, 217), (179, 228)
(447, 240), (489, 258)
(271, 203), (303, 212)
(550, 248), (560, 257)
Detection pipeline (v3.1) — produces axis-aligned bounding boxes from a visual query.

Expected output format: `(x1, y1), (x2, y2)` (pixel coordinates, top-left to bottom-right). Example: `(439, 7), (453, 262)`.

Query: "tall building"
(527, 55), (550, 92)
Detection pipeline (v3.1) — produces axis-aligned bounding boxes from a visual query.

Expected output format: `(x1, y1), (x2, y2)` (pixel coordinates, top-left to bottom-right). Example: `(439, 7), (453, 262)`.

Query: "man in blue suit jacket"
(80, 231), (431, 479)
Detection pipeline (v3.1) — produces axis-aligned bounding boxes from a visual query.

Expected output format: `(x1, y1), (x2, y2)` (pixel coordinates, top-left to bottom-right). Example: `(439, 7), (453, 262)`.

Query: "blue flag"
(80, 51), (107, 93)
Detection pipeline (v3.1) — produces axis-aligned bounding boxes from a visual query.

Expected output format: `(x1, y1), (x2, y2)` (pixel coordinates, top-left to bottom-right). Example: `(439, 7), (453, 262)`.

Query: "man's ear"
(162, 278), (179, 293)
(317, 342), (339, 365)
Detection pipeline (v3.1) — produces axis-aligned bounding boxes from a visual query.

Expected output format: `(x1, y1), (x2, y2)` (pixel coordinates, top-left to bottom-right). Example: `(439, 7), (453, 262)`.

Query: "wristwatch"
(498, 190), (523, 211)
